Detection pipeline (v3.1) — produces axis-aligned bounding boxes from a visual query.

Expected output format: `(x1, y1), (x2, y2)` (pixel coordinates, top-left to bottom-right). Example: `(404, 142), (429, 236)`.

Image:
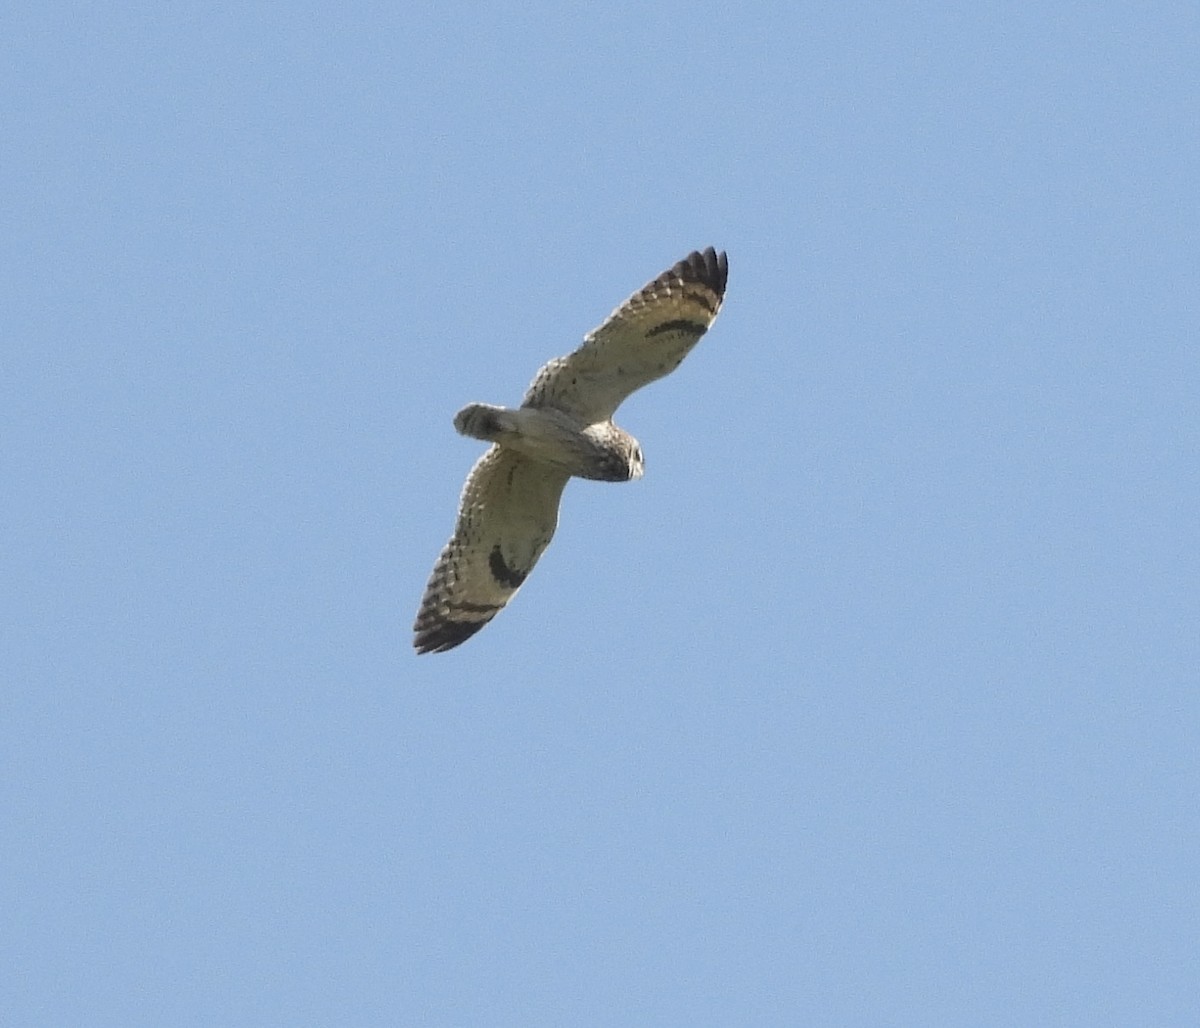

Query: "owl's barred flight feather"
(413, 247), (728, 654)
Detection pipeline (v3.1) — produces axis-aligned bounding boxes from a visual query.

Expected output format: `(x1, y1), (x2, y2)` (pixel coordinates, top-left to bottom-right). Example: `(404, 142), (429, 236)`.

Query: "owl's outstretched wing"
(523, 247), (728, 422)
(413, 447), (570, 654)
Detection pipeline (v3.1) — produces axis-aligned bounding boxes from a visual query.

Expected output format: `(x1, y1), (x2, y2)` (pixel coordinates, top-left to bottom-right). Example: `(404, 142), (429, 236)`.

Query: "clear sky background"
(4, 2), (1197, 1024)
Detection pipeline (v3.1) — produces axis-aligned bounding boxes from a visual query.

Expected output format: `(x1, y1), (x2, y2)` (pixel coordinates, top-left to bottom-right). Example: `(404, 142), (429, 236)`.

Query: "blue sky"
(4, 2), (1197, 1024)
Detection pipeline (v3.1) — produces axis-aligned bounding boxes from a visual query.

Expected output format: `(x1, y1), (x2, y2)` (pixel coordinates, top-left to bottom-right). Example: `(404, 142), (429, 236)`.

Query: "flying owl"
(413, 246), (729, 654)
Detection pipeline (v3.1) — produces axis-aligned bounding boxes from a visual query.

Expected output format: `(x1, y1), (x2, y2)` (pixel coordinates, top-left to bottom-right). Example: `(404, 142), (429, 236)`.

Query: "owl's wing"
(523, 247), (728, 423)
(413, 447), (570, 654)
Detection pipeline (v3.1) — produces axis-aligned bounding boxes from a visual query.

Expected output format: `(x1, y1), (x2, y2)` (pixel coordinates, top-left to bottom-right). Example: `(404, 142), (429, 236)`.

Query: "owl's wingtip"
(413, 617), (488, 654)
(679, 247), (728, 297)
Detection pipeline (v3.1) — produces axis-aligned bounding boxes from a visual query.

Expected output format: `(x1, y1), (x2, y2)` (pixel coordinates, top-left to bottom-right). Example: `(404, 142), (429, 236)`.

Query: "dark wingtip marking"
(413, 618), (489, 654)
(676, 247), (728, 298)
(646, 317), (709, 339)
(489, 545), (528, 589)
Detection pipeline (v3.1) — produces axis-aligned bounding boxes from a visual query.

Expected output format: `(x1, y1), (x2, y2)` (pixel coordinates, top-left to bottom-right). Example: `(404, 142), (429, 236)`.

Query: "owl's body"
(414, 247), (729, 654)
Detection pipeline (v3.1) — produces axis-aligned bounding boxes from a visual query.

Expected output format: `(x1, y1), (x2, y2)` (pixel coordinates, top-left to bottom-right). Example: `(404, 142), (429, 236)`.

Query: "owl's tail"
(453, 403), (512, 441)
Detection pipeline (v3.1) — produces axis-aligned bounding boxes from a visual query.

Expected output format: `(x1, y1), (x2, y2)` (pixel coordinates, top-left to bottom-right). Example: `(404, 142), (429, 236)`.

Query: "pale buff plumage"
(414, 247), (729, 654)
